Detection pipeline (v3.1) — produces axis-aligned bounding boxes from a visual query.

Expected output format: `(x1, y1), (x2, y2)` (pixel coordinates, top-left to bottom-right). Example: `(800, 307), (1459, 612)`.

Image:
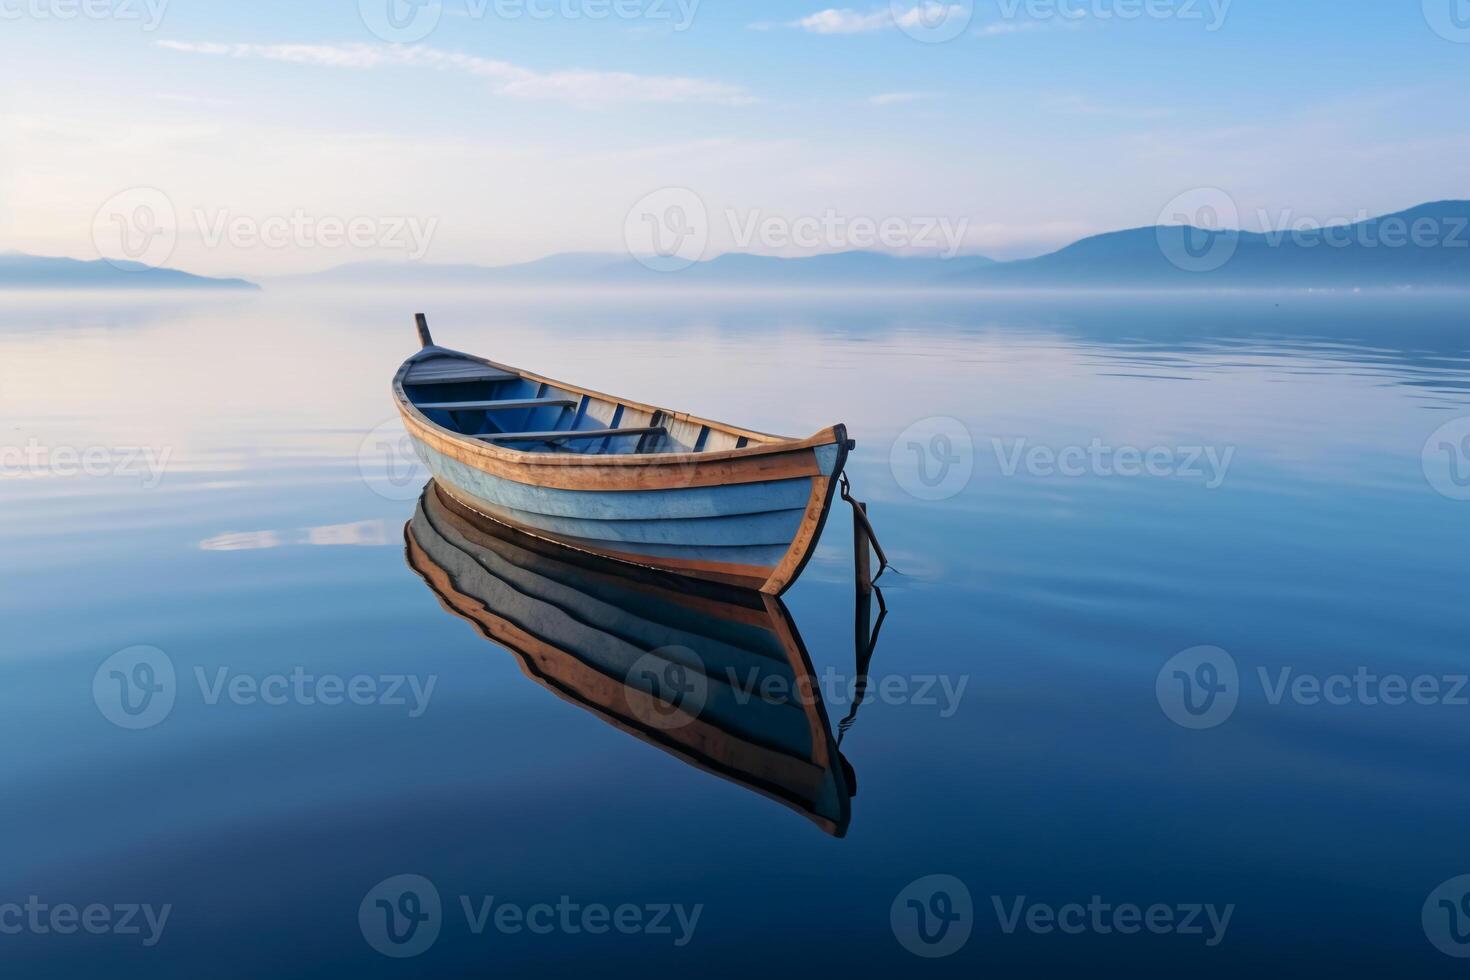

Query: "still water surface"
(2, 289), (1468, 976)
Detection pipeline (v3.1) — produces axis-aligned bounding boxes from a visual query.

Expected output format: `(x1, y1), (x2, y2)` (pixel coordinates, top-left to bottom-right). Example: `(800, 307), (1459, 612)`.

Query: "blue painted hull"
(410, 435), (844, 591)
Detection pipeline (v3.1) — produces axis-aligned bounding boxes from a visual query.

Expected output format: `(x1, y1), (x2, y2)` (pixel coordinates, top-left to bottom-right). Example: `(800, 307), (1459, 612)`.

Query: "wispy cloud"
(754, 4), (968, 35)
(155, 40), (753, 106)
(794, 8), (893, 33)
(869, 91), (939, 106)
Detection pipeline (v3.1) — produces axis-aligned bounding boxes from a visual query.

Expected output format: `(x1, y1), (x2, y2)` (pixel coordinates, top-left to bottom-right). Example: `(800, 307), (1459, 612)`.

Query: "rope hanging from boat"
(839, 473), (892, 583)
(835, 470), (892, 747)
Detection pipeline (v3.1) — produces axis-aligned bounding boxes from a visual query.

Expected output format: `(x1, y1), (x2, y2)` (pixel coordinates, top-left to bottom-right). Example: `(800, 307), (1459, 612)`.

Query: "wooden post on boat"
(415, 313), (434, 348)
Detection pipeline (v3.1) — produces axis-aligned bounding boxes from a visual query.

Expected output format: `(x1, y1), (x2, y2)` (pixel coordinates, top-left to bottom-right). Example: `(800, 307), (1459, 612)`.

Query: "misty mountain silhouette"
(0, 253), (258, 290)
(286, 250), (996, 286)
(9, 201), (1467, 291)
(957, 201), (1470, 287)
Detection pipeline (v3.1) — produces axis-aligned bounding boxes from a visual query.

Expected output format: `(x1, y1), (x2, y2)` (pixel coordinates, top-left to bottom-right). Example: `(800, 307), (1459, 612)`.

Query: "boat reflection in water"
(406, 481), (883, 837)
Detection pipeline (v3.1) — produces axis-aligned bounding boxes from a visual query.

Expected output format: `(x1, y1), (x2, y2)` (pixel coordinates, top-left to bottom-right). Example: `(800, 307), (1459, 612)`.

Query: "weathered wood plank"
(417, 397), (577, 411)
(481, 426), (666, 445)
(406, 363), (519, 384)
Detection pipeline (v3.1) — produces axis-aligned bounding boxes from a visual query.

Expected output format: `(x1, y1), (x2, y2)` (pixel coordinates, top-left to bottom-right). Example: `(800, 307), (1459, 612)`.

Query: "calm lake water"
(3, 288), (1469, 976)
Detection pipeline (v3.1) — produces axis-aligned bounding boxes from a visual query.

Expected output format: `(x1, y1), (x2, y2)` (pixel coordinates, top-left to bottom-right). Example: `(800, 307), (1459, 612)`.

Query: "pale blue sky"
(1, 0), (1467, 275)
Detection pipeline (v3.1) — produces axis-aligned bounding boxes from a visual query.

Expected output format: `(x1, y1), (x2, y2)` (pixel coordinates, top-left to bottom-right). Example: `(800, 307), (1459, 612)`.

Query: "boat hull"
(405, 424), (847, 594)
(391, 340), (850, 595)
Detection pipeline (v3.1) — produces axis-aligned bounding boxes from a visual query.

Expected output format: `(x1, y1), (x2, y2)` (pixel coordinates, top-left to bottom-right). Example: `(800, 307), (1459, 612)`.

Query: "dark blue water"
(3, 289), (1469, 976)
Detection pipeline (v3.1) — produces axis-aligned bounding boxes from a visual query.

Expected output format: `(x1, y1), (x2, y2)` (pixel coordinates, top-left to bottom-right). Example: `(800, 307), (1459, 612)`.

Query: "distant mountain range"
(5, 201), (1467, 291)
(958, 201), (1470, 288)
(279, 250), (999, 287)
(287, 201), (1470, 290)
(0, 253), (258, 290)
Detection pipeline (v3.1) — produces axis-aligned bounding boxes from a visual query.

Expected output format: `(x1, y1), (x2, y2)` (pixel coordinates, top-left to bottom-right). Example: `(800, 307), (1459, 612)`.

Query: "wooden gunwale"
(406, 409), (826, 492)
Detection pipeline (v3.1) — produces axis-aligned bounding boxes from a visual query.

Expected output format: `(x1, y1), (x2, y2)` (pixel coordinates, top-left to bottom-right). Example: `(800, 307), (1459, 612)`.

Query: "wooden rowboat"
(394, 315), (852, 595)
(406, 482), (856, 836)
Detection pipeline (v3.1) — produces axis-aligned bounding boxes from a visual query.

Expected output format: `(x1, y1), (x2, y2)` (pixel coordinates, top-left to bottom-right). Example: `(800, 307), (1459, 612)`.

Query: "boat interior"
(402, 349), (773, 457)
